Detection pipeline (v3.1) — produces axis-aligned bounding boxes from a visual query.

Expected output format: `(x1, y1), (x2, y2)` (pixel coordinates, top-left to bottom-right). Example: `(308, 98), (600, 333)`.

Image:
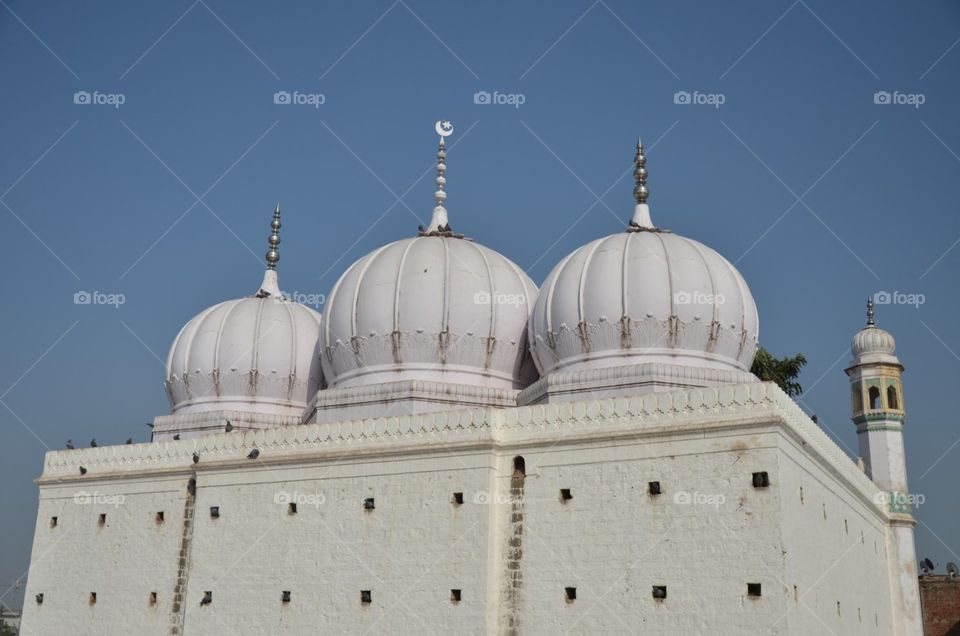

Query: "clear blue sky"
(2, 0), (959, 610)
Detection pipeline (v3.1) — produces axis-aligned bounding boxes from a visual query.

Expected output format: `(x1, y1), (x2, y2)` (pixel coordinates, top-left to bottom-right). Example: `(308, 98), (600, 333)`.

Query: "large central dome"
(321, 123), (538, 390)
(529, 139), (758, 377)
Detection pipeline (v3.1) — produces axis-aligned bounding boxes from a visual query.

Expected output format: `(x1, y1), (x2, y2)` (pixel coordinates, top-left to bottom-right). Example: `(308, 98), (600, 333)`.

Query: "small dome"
(530, 231), (758, 375)
(322, 236), (538, 389)
(851, 298), (896, 360)
(164, 204), (323, 416)
(852, 325), (896, 358)
(529, 138), (758, 376)
(165, 292), (322, 415)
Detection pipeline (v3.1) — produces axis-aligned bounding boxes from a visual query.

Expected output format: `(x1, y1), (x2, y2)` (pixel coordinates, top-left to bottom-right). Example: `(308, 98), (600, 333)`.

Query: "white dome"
(165, 281), (323, 416)
(530, 230), (759, 376)
(322, 236), (538, 389)
(852, 325), (896, 358)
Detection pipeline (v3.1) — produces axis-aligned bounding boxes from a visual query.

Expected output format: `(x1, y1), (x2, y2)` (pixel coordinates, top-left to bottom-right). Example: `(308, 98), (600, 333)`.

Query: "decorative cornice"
(39, 382), (888, 521)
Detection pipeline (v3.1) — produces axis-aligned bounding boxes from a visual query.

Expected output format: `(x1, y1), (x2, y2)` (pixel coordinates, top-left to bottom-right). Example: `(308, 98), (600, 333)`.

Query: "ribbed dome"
(165, 288), (323, 416)
(322, 236), (538, 389)
(530, 231), (758, 375)
(529, 138), (758, 377)
(852, 325), (896, 358)
(164, 204), (323, 416)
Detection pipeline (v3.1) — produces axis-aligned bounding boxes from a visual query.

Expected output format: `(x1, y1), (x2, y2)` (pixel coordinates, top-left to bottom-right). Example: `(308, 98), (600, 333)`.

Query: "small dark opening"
(281, 590), (291, 604)
(363, 497), (375, 510)
(452, 492), (464, 505)
(747, 583), (762, 597)
(752, 472), (770, 488)
(652, 585), (667, 600)
(149, 591), (158, 606)
(89, 592), (97, 605)
(564, 587), (577, 602)
(209, 506), (220, 518)
(155, 511), (165, 525)
(361, 590), (372, 604)
(868, 386), (881, 410)
(887, 386), (899, 410)
(187, 478), (196, 496)
(648, 481), (661, 495)
(288, 502), (297, 515)
(450, 589), (462, 603)
(98, 513), (106, 527)
(50, 516), (58, 528)
(513, 456), (526, 476)
(560, 488), (573, 502)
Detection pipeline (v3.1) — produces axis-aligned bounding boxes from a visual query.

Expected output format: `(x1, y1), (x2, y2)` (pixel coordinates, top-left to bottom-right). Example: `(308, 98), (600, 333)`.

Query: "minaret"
(845, 298), (922, 635)
(258, 203), (283, 297)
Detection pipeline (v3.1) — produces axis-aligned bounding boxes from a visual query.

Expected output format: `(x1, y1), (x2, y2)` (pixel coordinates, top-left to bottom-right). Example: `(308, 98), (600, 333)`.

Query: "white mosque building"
(20, 123), (922, 635)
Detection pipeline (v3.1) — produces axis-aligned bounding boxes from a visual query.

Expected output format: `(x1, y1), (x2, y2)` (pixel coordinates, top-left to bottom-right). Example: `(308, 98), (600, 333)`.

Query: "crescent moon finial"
(435, 120), (454, 137)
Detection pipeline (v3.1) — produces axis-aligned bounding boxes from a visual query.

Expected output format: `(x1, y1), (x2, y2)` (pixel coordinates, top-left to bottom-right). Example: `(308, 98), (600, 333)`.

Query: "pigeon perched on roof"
(225, 421), (234, 432)
(247, 448), (260, 460)
(79, 466), (87, 475)
(66, 440), (75, 450)
(90, 439), (97, 448)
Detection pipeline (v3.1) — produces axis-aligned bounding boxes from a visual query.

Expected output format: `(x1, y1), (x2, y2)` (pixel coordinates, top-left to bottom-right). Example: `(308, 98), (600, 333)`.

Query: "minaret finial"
(266, 202), (281, 270)
(424, 120), (454, 235)
(866, 296), (875, 326)
(628, 136), (654, 231)
(257, 203), (283, 298)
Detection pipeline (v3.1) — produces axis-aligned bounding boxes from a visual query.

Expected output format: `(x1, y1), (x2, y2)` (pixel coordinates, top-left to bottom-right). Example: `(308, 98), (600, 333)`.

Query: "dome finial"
(266, 202), (281, 269)
(424, 120), (454, 235)
(866, 296), (875, 326)
(257, 203), (282, 298)
(628, 136), (654, 231)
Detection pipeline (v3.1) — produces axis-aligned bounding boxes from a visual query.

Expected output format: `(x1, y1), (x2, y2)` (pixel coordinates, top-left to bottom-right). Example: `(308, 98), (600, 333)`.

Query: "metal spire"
(633, 137), (648, 204)
(866, 296), (875, 326)
(424, 120), (454, 235)
(628, 137), (654, 231)
(257, 203), (283, 298)
(266, 202), (281, 269)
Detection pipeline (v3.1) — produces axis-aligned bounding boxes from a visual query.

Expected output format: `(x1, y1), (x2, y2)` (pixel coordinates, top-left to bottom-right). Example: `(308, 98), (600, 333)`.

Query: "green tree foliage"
(751, 346), (807, 397)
